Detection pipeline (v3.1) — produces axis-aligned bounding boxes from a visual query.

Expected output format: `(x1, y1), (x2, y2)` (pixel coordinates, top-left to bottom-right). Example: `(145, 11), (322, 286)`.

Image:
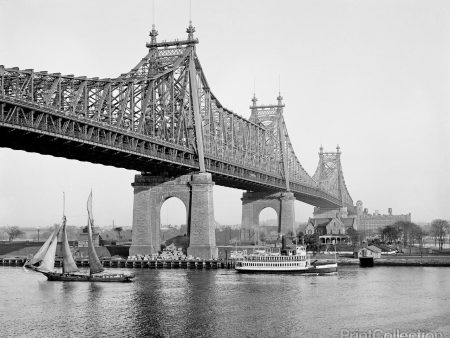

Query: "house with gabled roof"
(305, 217), (349, 244)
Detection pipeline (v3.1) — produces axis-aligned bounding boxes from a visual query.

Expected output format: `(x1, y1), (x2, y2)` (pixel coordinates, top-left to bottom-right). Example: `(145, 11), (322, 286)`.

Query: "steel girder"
(0, 25), (350, 208)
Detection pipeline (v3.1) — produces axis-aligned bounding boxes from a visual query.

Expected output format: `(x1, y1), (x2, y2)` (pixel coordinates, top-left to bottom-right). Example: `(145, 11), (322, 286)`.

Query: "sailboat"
(23, 224), (60, 270)
(32, 192), (134, 282)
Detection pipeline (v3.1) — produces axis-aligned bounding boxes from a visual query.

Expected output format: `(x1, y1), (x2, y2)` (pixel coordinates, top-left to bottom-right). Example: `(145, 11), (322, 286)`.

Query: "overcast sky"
(0, 0), (449, 229)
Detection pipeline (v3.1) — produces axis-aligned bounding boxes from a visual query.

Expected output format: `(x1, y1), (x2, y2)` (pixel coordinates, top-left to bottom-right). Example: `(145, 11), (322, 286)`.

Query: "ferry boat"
(235, 245), (337, 274)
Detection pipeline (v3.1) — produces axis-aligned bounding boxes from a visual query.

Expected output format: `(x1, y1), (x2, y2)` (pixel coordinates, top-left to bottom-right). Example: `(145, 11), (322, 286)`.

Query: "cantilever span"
(0, 23), (352, 209)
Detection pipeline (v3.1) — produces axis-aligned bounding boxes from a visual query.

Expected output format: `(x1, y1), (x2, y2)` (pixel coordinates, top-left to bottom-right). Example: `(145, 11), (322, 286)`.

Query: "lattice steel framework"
(0, 23), (353, 208)
(249, 94), (318, 192)
(312, 146), (354, 207)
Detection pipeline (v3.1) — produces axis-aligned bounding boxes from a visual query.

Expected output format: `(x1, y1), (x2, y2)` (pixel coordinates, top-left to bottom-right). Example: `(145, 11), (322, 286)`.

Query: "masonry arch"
(258, 207), (278, 226)
(160, 196), (188, 239)
(257, 207), (278, 243)
(156, 189), (191, 246)
(241, 192), (286, 243)
(146, 185), (192, 253)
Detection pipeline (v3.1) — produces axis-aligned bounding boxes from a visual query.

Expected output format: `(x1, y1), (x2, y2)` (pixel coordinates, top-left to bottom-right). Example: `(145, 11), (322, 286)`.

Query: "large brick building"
(307, 200), (411, 242)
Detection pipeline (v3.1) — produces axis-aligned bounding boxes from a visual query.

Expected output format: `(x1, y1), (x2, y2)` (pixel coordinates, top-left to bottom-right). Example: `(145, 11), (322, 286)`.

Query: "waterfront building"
(308, 200), (411, 241)
(358, 210), (411, 237)
(355, 200), (411, 237)
(305, 217), (349, 244)
(358, 245), (382, 259)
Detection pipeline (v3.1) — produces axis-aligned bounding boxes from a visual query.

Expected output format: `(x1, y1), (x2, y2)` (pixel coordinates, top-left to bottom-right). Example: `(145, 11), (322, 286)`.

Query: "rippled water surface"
(1, 266), (450, 337)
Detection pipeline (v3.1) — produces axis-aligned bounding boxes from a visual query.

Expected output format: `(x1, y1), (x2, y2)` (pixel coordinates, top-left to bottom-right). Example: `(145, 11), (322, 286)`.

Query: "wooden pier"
(0, 257), (236, 269)
(0, 257), (27, 266)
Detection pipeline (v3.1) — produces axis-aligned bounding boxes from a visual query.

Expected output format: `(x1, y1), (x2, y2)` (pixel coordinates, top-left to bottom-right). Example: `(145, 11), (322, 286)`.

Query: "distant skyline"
(1, 0), (449, 228)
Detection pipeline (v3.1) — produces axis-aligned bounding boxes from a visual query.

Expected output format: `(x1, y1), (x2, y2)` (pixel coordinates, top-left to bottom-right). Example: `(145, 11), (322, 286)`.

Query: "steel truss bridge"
(0, 23), (353, 209)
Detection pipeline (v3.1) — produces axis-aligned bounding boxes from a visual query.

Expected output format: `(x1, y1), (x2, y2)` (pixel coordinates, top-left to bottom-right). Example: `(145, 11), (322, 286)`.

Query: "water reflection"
(1, 266), (450, 337)
(131, 270), (169, 336)
(184, 271), (219, 336)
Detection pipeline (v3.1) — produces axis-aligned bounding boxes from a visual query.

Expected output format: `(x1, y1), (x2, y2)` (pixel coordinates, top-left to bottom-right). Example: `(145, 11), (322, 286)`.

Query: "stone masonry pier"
(129, 172), (218, 259)
(241, 191), (295, 241)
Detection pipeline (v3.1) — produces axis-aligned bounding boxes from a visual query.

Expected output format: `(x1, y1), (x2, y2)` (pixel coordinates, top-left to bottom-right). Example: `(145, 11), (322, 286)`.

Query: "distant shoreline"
(317, 255), (450, 267)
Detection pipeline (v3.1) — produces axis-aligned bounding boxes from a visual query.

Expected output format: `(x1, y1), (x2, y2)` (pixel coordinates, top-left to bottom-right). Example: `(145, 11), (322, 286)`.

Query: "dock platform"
(0, 257), (236, 269)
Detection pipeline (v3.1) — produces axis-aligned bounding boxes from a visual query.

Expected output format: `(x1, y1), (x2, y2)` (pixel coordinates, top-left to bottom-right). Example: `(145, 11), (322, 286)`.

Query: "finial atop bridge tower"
(319, 145), (324, 155)
(277, 93), (283, 106)
(187, 21), (195, 41)
(146, 21), (198, 49)
(251, 93), (258, 108)
(336, 144), (341, 155)
(277, 75), (283, 107)
(276, 93), (284, 116)
(149, 24), (158, 46)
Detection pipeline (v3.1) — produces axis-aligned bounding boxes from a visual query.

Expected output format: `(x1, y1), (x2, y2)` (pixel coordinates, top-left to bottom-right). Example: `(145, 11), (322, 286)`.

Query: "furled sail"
(61, 216), (78, 273)
(38, 226), (60, 272)
(87, 191), (104, 275)
(29, 226), (59, 266)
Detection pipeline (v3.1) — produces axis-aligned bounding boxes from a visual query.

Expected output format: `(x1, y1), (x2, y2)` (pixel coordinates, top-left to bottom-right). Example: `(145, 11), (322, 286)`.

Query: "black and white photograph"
(0, 0), (449, 337)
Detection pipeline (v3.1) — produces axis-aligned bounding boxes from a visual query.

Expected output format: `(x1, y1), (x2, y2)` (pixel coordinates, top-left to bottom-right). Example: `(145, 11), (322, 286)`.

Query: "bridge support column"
(280, 192), (295, 235)
(187, 173), (218, 259)
(129, 172), (217, 260)
(241, 191), (296, 242)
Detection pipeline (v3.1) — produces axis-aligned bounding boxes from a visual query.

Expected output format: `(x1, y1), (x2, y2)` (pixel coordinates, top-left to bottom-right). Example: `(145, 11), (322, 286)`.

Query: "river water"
(1, 266), (449, 337)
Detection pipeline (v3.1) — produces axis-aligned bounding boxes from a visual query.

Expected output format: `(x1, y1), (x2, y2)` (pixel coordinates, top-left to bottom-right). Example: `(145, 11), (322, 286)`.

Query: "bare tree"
(411, 225), (425, 256)
(430, 219), (449, 251)
(381, 225), (401, 244)
(5, 226), (24, 242)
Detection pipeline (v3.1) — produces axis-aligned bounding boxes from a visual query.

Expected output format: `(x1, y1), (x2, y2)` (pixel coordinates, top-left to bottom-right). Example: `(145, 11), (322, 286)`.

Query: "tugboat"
(235, 238), (337, 274)
(32, 192), (134, 282)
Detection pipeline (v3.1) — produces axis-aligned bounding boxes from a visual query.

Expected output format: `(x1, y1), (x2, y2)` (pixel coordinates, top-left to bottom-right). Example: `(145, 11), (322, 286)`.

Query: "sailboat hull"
(40, 271), (135, 282)
(23, 262), (41, 271)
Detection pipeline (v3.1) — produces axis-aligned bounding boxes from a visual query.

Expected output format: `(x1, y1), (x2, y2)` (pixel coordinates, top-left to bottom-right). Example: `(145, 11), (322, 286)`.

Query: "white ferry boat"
(234, 245), (337, 274)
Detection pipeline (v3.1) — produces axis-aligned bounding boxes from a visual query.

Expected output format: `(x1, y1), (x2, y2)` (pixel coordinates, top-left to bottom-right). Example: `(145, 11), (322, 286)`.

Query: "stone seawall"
(316, 255), (450, 267)
(375, 256), (450, 267)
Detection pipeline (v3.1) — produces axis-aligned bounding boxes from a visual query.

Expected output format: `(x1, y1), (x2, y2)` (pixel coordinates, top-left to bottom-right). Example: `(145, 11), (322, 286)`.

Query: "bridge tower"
(241, 94), (295, 240)
(312, 145), (354, 217)
(129, 22), (217, 259)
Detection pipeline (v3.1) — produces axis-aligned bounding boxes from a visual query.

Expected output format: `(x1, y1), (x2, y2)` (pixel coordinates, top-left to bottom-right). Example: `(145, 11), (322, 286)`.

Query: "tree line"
(372, 219), (449, 252)
(379, 220), (448, 250)
(298, 219), (449, 253)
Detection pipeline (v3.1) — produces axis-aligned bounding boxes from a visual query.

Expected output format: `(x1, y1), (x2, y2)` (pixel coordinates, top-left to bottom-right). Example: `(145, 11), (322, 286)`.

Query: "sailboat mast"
(60, 192), (79, 274)
(62, 192), (65, 271)
(87, 191), (104, 275)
